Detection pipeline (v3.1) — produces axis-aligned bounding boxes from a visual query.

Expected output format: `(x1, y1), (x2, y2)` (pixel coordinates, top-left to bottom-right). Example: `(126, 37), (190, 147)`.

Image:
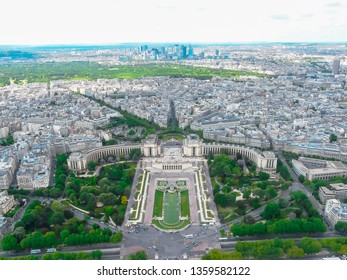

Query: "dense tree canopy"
(262, 203), (281, 220)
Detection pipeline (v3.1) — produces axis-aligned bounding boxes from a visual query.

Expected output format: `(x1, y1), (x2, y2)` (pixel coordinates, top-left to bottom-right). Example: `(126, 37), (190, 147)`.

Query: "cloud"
(270, 14), (290, 20)
(325, 9), (338, 14)
(301, 13), (314, 18)
(325, 2), (343, 7)
(156, 5), (176, 9)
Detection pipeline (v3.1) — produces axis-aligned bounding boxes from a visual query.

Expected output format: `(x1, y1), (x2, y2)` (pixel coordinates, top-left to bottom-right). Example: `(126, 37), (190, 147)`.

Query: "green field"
(152, 189), (191, 231)
(163, 192), (180, 225)
(180, 190), (190, 217)
(0, 62), (266, 86)
(153, 190), (164, 217)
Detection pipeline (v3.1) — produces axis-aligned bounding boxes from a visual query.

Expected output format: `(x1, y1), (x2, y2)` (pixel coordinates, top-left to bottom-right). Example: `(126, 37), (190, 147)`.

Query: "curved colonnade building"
(67, 134), (277, 174)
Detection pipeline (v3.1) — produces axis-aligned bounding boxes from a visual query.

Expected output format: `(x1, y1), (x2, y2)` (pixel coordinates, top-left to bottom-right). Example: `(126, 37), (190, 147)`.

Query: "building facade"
(292, 157), (347, 181)
(325, 199), (347, 227)
(0, 190), (16, 216)
(68, 134), (278, 174)
(0, 155), (16, 189)
(319, 183), (347, 204)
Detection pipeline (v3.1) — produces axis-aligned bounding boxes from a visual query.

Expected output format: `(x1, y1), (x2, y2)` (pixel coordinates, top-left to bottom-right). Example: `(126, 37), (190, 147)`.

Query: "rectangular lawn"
(153, 190), (164, 217)
(180, 190), (190, 217)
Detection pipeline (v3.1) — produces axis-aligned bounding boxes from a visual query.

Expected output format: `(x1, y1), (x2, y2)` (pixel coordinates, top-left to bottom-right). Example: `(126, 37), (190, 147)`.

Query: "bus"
(46, 248), (56, 253)
(219, 237), (228, 241)
(30, 249), (41, 254)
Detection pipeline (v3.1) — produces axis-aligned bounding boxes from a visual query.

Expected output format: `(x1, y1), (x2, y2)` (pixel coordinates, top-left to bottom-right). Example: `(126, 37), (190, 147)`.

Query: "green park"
(0, 62), (266, 87)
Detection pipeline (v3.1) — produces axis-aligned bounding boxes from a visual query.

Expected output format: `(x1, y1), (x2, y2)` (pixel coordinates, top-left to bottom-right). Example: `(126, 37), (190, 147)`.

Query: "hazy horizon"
(1, 41), (346, 48)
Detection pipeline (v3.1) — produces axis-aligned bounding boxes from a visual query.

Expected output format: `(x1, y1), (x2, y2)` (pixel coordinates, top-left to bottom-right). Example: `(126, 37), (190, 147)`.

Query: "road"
(123, 161), (143, 228)
(276, 151), (324, 215)
(219, 235), (347, 260)
(70, 208), (120, 232)
(0, 243), (121, 260)
(122, 223), (220, 259)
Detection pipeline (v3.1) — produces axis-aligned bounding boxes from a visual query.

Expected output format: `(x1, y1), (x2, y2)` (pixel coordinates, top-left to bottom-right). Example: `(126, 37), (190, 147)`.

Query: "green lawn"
(161, 134), (186, 141)
(152, 220), (190, 231)
(163, 192), (180, 225)
(152, 189), (191, 231)
(0, 62), (266, 86)
(180, 190), (190, 217)
(153, 190), (164, 217)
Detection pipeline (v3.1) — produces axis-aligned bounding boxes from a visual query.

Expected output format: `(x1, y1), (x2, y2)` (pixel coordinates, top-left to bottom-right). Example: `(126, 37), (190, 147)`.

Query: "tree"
(287, 246), (305, 258)
(123, 187), (131, 197)
(21, 213), (37, 229)
(300, 237), (321, 254)
(64, 210), (74, 219)
(44, 232), (58, 247)
(278, 198), (288, 209)
(109, 168), (123, 181)
(104, 206), (115, 217)
(258, 171), (270, 181)
(262, 203), (281, 220)
(110, 232), (123, 243)
(290, 191), (308, 202)
(223, 166), (232, 177)
(242, 189), (251, 200)
(12, 227), (26, 241)
(50, 187), (62, 198)
(79, 192), (96, 207)
(243, 215), (256, 224)
(60, 229), (71, 241)
(266, 186), (278, 199)
(202, 249), (243, 260)
(335, 221), (347, 233)
(99, 178), (110, 187)
(99, 193), (117, 206)
(121, 196), (128, 205)
(128, 251), (147, 260)
(231, 166), (242, 177)
(248, 164), (256, 173)
(298, 175), (305, 183)
(252, 198), (261, 209)
(20, 231), (46, 249)
(1, 235), (18, 251)
(49, 212), (65, 225)
(90, 250), (102, 260)
(330, 134), (337, 142)
(88, 161), (98, 172)
(222, 185), (231, 193)
(214, 193), (236, 208)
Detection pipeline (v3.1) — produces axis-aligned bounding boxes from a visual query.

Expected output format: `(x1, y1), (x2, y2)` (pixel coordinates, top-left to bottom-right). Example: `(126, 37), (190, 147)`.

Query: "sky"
(0, 0), (346, 45)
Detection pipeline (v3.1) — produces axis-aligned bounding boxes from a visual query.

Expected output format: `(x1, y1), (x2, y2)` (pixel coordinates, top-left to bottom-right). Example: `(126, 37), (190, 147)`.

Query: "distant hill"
(0, 50), (38, 60)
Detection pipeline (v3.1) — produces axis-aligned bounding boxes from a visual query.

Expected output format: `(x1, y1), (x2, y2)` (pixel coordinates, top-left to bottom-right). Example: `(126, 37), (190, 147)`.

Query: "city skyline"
(1, 0), (347, 45)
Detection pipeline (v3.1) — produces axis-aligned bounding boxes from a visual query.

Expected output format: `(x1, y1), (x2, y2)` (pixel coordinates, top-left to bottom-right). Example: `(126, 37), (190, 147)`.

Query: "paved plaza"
(122, 224), (220, 259)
